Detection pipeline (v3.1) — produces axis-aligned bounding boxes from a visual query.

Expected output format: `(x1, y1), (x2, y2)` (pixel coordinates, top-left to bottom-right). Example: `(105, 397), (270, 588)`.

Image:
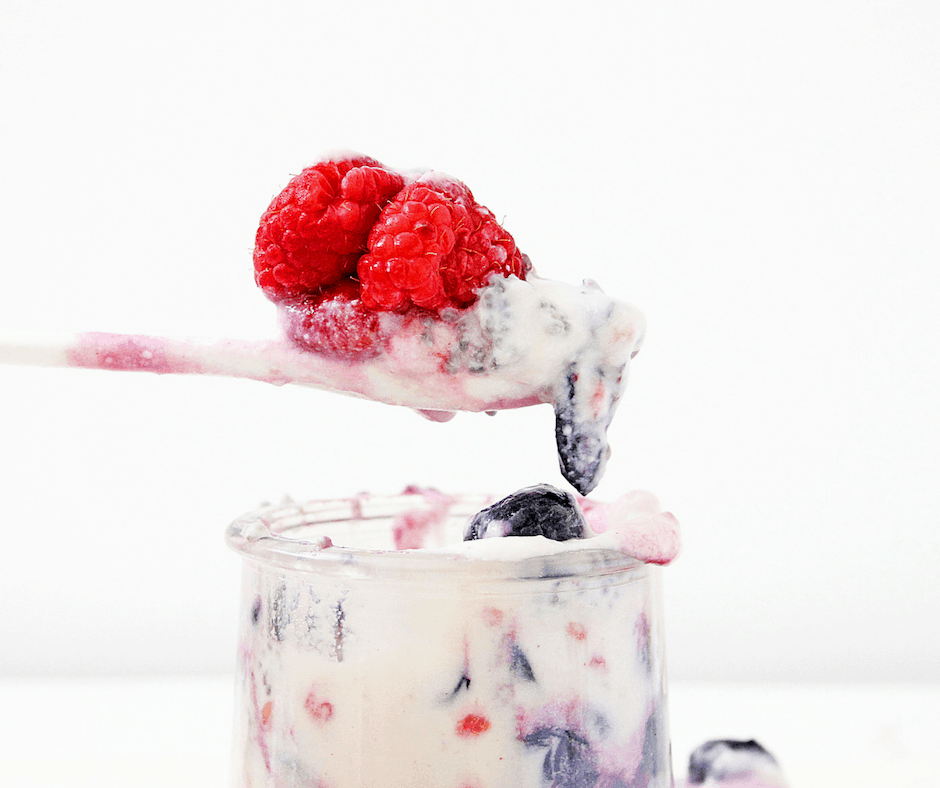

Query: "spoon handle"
(0, 331), (74, 367)
(1, 330), (255, 376)
(0, 330), (323, 388)
(0, 330), (545, 413)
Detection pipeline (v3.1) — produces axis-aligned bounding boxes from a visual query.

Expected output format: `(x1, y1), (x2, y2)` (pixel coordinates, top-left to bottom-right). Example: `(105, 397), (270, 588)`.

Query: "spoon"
(1, 277), (644, 495)
(0, 329), (545, 415)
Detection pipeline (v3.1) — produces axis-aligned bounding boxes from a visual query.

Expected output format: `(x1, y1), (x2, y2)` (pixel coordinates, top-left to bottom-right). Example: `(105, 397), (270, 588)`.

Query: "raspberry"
(278, 279), (384, 359)
(456, 713), (491, 737)
(254, 154), (406, 301)
(566, 622), (588, 641)
(303, 690), (334, 722)
(260, 700), (273, 731)
(358, 174), (527, 313)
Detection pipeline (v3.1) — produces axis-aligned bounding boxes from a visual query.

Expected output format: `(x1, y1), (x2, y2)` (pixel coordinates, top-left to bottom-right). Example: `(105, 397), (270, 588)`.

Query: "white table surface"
(0, 677), (936, 787)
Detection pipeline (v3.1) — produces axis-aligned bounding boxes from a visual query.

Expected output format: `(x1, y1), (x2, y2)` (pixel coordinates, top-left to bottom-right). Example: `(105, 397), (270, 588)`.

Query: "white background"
(1, 0), (938, 696)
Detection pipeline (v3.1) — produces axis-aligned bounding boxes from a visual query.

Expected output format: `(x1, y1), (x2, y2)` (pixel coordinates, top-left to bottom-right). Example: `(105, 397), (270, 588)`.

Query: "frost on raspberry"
(254, 154), (406, 301)
(357, 175), (527, 314)
(278, 279), (385, 360)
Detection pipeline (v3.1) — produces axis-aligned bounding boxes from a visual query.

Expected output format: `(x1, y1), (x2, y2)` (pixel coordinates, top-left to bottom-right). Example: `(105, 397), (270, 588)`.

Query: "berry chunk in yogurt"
(682, 740), (789, 788)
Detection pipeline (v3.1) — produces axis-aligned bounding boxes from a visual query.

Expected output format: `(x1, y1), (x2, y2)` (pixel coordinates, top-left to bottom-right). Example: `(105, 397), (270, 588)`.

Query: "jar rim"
(225, 492), (647, 583)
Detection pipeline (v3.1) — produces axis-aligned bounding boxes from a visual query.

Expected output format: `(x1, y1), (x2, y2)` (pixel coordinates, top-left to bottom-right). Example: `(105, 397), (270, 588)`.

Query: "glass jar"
(227, 491), (673, 788)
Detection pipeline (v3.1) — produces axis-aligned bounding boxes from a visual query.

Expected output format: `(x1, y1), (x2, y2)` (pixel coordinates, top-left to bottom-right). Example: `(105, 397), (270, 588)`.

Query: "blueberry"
(688, 740), (781, 785)
(554, 364), (619, 496)
(450, 674), (471, 696)
(463, 484), (587, 542)
(510, 643), (536, 682)
(522, 727), (598, 788)
(636, 706), (669, 787)
(635, 613), (653, 676)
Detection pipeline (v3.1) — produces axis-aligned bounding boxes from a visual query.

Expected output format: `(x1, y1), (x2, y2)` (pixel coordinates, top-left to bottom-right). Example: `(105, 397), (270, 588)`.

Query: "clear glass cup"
(226, 491), (673, 788)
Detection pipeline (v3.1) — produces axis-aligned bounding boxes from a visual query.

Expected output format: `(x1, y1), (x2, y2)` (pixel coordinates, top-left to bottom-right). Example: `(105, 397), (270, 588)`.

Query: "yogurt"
(227, 489), (676, 788)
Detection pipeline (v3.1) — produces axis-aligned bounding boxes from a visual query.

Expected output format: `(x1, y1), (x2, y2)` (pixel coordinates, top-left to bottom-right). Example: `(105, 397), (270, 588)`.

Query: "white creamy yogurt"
(228, 490), (677, 788)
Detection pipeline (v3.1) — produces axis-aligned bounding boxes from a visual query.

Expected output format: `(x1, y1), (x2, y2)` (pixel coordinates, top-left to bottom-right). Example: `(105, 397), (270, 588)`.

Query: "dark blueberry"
(635, 707), (669, 788)
(510, 644), (536, 682)
(250, 596), (262, 626)
(688, 740), (779, 785)
(635, 613), (653, 675)
(522, 727), (598, 788)
(553, 363), (618, 495)
(451, 674), (471, 696)
(584, 709), (610, 741)
(463, 484), (587, 542)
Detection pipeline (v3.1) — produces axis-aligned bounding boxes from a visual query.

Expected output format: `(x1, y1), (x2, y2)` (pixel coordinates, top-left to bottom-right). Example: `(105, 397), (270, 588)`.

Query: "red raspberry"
(357, 174), (527, 313)
(278, 279), (384, 359)
(456, 713), (491, 737)
(303, 690), (334, 722)
(254, 154), (406, 301)
(260, 700), (273, 731)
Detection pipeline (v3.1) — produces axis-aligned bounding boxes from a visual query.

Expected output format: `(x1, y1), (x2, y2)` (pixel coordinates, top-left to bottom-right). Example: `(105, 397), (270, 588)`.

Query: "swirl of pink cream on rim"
(579, 490), (681, 565)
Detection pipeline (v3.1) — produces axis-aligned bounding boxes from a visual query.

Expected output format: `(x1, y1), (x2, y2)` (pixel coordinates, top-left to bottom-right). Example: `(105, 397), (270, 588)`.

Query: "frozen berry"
(463, 484), (587, 542)
(554, 363), (617, 495)
(688, 740), (782, 785)
(278, 279), (385, 359)
(639, 706), (669, 782)
(456, 713), (491, 737)
(510, 643), (536, 682)
(260, 700), (274, 731)
(254, 154), (406, 301)
(450, 674), (471, 698)
(304, 691), (334, 722)
(358, 173), (527, 313)
(566, 622), (588, 641)
(521, 727), (597, 788)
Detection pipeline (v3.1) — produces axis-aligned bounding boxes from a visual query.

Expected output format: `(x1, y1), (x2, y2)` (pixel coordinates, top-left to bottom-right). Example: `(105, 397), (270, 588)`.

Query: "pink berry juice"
(227, 491), (673, 788)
